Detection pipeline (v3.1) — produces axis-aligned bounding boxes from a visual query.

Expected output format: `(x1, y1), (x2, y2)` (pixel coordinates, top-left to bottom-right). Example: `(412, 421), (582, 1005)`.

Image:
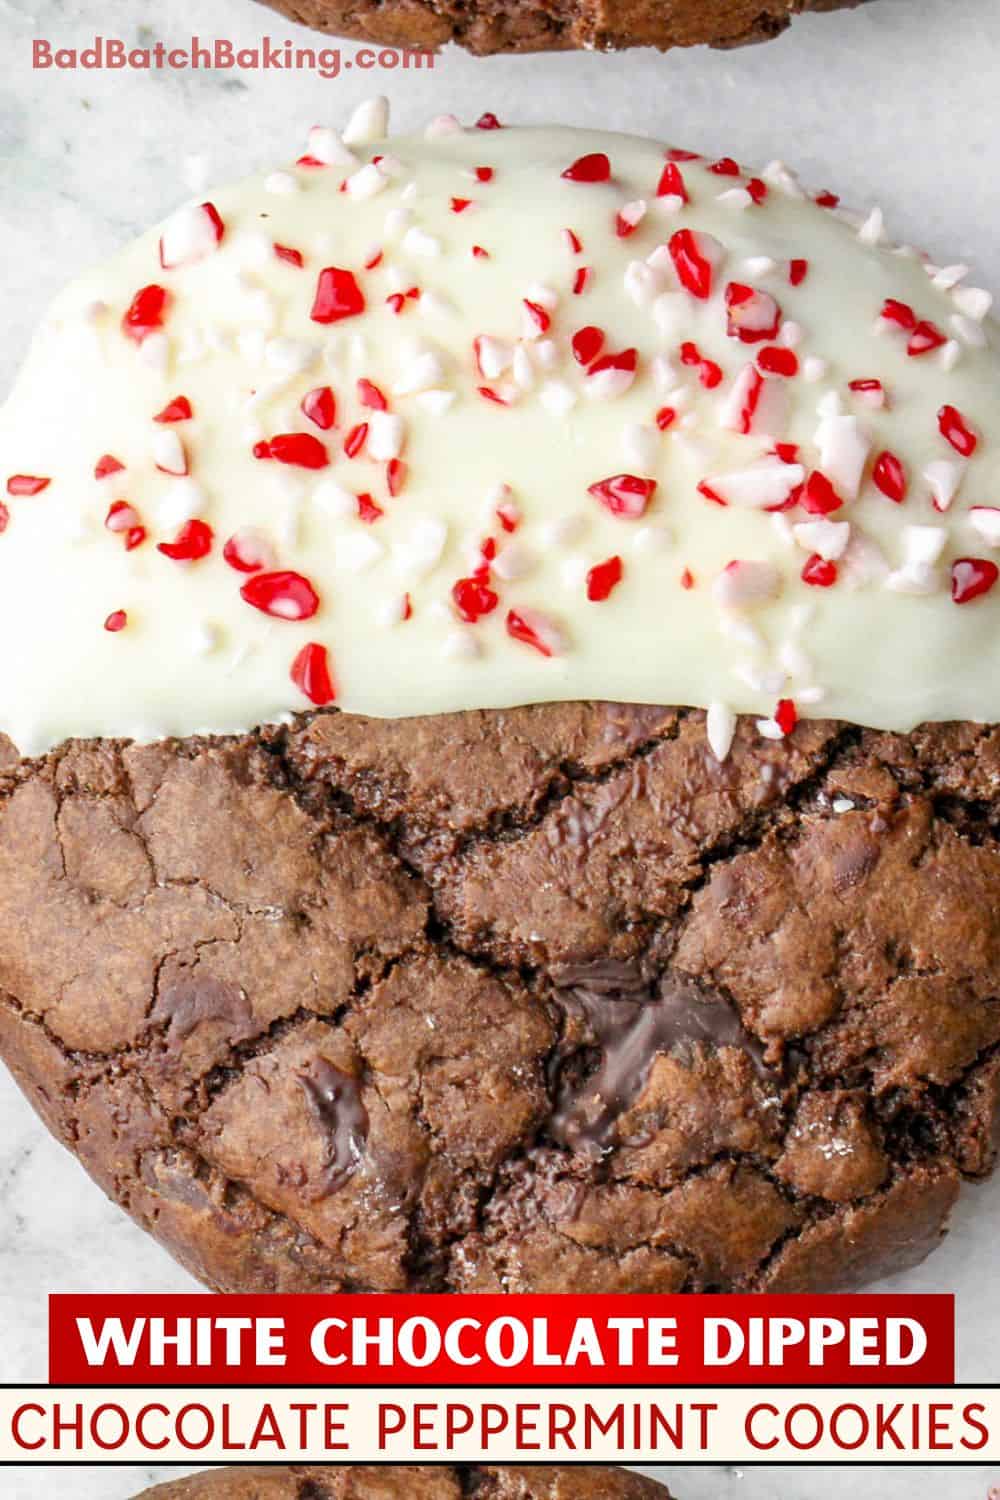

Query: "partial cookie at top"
(255, 0), (867, 55)
(134, 1464), (673, 1498)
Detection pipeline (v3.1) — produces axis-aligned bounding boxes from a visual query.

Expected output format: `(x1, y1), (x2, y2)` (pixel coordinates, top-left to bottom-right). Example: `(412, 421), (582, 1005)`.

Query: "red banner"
(49, 1294), (954, 1387)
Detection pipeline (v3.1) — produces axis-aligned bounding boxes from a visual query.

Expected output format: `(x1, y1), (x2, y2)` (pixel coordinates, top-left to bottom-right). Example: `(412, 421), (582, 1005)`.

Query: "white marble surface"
(1, 0), (999, 1493)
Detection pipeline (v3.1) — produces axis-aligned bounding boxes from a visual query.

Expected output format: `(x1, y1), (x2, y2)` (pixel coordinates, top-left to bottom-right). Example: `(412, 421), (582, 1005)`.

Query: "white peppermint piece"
(377, 593), (410, 628)
(939, 340), (962, 372)
(343, 96), (389, 146)
(632, 524), (672, 553)
(403, 226), (442, 258)
(952, 285), (993, 321)
(717, 187), (753, 210)
(622, 423), (658, 471)
(306, 125), (357, 167)
(931, 263), (969, 290)
(539, 380), (578, 416)
(900, 525), (947, 566)
(264, 337), (318, 375)
(951, 313), (988, 348)
(442, 629), (481, 662)
(157, 479), (206, 530)
(840, 530), (889, 588)
(793, 520), (851, 560)
(707, 702), (737, 762)
(493, 542), (535, 581)
(415, 389), (457, 416)
(190, 622), (222, 656)
(702, 458), (804, 509)
(816, 413), (870, 500)
(652, 292), (686, 337)
(313, 479), (357, 519)
(624, 261), (663, 307)
(924, 459), (965, 511)
(742, 256), (777, 277)
(832, 797), (856, 814)
(395, 516), (447, 578)
(159, 203), (223, 270)
(969, 507), (1000, 547)
(512, 346), (536, 390)
(394, 351), (446, 395)
(424, 113), (462, 140)
(476, 336), (514, 379)
(139, 332), (169, 373)
(712, 560), (783, 611)
(334, 532), (385, 572)
(756, 718), (786, 741)
(346, 162), (389, 200)
(508, 608), (567, 657)
(857, 206), (885, 245)
(540, 514), (587, 548)
(366, 411), (406, 460)
(802, 356), (829, 383)
(152, 429), (187, 476)
(885, 563), (941, 596)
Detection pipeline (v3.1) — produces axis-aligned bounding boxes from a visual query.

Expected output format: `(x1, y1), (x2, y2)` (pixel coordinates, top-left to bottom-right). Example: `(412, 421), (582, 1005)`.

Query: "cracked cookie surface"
(1, 701), (998, 1295)
(136, 1465), (671, 1498)
(256, 0), (866, 55)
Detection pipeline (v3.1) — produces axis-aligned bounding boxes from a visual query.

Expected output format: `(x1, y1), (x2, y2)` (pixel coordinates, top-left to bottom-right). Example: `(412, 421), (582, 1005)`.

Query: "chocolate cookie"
(1, 701), (998, 1296)
(135, 1465), (671, 1498)
(257, 0), (866, 55)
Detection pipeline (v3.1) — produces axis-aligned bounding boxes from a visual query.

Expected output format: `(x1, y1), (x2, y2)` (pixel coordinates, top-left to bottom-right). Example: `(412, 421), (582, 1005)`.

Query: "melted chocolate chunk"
(550, 961), (773, 1157)
(297, 1057), (370, 1196)
(152, 973), (253, 1046)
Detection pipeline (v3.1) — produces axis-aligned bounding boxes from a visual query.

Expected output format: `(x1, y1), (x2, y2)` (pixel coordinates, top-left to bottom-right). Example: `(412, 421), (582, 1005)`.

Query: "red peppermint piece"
(801, 553), (838, 588)
(356, 492), (383, 524)
(256, 432), (330, 469)
(775, 698), (798, 735)
(587, 347), (637, 380)
(344, 423), (368, 458)
(274, 243), (304, 268)
(223, 530), (272, 574)
(725, 283), (782, 343)
(106, 501), (140, 533)
(697, 481), (727, 507)
(6, 474), (50, 496)
(849, 378), (885, 400)
(0, 502), (9, 533)
(478, 386), (509, 406)
(453, 577), (499, 622)
(709, 157), (740, 176)
(656, 162), (688, 201)
(815, 190), (840, 209)
(94, 454), (125, 480)
(506, 609), (554, 657)
(668, 148), (700, 163)
(656, 406), (677, 431)
(476, 113), (503, 130)
(154, 395), (193, 423)
(311, 266), (366, 324)
(385, 292), (406, 315)
(564, 228), (583, 254)
(126, 526), (147, 552)
(680, 341), (723, 388)
(357, 378), (387, 411)
(680, 567), (695, 590)
(387, 458), (407, 497)
(746, 179), (768, 204)
(471, 246), (490, 261)
(451, 197), (473, 214)
(669, 229), (714, 300)
(908, 320), (947, 357)
(757, 347), (798, 377)
(365, 249), (384, 270)
(938, 404), (978, 456)
(157, 519), (213, 561)
(881, 297), (916, 331)
(523, 299), (551, 334)
(562, 152), (611, 184)
(301, 386), (337, 431)
(800, 471), (843, 515)
(241, 570), (320, 621)
(122, 283), (169, 343)
(774, 443), (800, 464)
(104, 610), (128, 633)
(572, 266), (592, 296)
(571, 326), (605, 365)
(290, 642), (336, 706)
(475, 167), (494, 183)
(588, 473), (656, 519)
(587, 555), (623, 602)
(789, 259), (808, 286)
(952, 557), (998, 604)
(873, 451), (907, 503)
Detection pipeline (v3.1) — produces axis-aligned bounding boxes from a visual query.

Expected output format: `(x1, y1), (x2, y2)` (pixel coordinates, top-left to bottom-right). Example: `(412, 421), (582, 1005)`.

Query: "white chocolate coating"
(1, 105), (999, 757)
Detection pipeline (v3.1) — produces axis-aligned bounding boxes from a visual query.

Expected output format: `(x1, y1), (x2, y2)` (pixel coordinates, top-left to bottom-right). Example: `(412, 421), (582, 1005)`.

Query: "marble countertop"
(1, 0), (999, 1493)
